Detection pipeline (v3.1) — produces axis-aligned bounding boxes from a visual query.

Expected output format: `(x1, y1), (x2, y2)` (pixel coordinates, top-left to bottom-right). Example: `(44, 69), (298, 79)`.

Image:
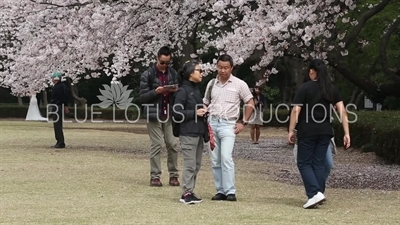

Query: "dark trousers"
(146, 119), (179, 179)
(297, 134), (330, 199)
(180, 136), (204, 193)
(52, 106), (65, 145)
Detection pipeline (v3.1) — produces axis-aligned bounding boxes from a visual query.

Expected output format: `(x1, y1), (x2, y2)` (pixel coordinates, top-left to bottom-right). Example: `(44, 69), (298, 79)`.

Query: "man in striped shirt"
(203, 54), (255, 201)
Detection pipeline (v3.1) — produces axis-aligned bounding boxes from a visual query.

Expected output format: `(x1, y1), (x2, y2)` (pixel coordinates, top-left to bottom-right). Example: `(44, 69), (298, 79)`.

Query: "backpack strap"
(147, 67), (155, 89)
(169, 67), (178, 85)
(205, 78), (216, 103)
(175, 85), (188, 107)
(147, 66), (177, 89)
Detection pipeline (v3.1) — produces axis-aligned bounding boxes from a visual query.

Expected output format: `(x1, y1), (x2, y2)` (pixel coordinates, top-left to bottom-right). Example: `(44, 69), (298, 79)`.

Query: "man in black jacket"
(49, 72), (69, 149)
(139, 46), (180, 187)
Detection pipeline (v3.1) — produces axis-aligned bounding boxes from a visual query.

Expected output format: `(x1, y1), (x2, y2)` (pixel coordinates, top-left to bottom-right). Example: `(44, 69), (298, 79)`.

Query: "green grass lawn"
(0, 121), (399, 224)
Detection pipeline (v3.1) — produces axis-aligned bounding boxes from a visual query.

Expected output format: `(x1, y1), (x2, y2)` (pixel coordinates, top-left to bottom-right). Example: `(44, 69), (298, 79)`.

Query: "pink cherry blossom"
(0, 0), (358, 96)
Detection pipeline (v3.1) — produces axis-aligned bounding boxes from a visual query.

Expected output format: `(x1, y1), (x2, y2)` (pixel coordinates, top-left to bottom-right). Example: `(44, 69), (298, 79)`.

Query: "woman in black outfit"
(288, 59), (350, 209)
(173, 60), (208, 204)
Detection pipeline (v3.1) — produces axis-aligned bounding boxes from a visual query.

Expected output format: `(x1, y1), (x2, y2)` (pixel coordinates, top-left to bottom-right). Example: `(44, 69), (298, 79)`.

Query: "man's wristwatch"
(240, 120), (248, 125)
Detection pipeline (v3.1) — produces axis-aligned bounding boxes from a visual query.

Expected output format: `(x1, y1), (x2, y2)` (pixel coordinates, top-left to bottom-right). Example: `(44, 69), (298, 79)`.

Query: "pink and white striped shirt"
(203, 75), (253, 120)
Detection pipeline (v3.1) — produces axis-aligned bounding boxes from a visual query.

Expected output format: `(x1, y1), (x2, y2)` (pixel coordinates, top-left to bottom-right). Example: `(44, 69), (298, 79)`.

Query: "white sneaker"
(303, 192), (325, 209)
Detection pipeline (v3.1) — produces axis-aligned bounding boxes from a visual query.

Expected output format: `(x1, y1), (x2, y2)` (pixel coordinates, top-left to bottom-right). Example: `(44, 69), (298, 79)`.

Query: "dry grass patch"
(0, 121), (399, 224)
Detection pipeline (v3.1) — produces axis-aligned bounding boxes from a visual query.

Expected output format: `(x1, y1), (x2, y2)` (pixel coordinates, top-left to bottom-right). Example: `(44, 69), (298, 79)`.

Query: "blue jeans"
(209, 117), (237, 195)
(297, 134), (331, 199)
(295, 142), (334, 181)
(325, 143), (334, 181)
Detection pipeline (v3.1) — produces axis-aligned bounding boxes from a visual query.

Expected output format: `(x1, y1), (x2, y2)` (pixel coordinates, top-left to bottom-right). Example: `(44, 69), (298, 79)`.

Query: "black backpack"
(171, 85), (190, 137)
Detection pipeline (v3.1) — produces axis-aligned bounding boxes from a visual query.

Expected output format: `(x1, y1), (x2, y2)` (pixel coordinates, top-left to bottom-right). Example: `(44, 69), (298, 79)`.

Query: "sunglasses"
(194, 69), (204, 73)
(158, 59), (170, 65)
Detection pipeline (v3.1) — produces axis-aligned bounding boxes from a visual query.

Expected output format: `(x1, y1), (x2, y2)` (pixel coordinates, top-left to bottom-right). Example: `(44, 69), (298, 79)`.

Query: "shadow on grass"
(64, 126), (149, 134)
(42, 144), (150, 155)
(258, 197), (304, 208)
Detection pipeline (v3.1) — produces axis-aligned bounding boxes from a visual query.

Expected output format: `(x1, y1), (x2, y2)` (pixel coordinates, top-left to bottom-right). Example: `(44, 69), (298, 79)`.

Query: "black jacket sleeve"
(169, 67), (179, 85)
(173, 88), (196, 121)
(139, 70), (158, 103)
(50, 83), (68, 105)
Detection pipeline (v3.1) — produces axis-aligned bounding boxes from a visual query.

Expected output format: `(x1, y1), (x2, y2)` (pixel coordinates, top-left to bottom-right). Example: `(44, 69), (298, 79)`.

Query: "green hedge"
(0, 104), (32, 118)
(0, 104), (140, 121)
(263, 108), (400, 164)
(332, 111), (400, 164)
(2, 104), (399, 164)
(261, 109), (290, 127)
(1, 104), (290, 126)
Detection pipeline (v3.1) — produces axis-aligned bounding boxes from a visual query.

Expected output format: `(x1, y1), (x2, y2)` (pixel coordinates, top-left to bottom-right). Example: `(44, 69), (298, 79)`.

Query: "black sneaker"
(191, 193), (202, 203)
(226, 194), (237, 201)
(180, 193), (195, 205)
(211, 193), (227, 201)
(54, 143), (66, 148)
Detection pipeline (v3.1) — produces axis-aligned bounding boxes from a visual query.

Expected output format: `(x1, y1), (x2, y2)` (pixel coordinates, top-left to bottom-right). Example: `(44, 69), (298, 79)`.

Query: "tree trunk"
(280, 57), (305, 104)
(282, 56), (305, 89)
(18, 96), (23, 106)
(354, 92), (365, 110)
(61, 77), (87, 107)
(42, 90), (48, 106)
(349, 87), (360, 104)
(70, 84), (87, 107)
(330, 54), (400, 99)
(180, 41), (195, 67)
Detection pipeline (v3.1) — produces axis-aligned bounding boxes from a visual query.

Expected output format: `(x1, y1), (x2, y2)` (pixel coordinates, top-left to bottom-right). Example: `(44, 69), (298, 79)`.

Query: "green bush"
(262, 108), (290, 127)
(333, 111), (400, 164)
(0, 104), (33, 118)
(237, 107), (290, 127)
(2, 104), (399, 164)
(69, 105), (140, 122)
(0, 104), (140, 121)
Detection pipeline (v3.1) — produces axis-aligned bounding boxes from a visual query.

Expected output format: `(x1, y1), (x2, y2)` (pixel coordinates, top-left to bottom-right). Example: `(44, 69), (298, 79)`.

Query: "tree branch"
(380, 17), (400, 83)
(122, 0), (151, 36)
(29, 0), (92, 8)
(283, 52), (306, 61)
(330, 57), (400, 98)
(344, 0), (391, 48)
(328, 54), (375, 94)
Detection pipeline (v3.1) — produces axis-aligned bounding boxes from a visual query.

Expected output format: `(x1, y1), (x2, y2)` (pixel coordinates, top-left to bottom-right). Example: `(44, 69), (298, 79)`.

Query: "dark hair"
(308, 59), (333, 103)
(217, 54), (233, 67)
(302, 72), (311, 83)
(178, 60), (200, 83)
(252, 85), (260, 95)
(157, 46), (171, 58)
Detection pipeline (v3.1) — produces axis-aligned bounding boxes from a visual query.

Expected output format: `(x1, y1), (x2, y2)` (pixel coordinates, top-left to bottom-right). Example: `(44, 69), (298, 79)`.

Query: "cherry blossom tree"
(200, 0), (400, 100)
(0, 0), (209, 96)
(2, 0), (398, 100)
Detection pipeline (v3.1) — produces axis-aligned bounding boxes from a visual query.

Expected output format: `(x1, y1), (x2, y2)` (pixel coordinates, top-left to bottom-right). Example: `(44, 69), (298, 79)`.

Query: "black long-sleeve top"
(50, 82), (68, 106)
